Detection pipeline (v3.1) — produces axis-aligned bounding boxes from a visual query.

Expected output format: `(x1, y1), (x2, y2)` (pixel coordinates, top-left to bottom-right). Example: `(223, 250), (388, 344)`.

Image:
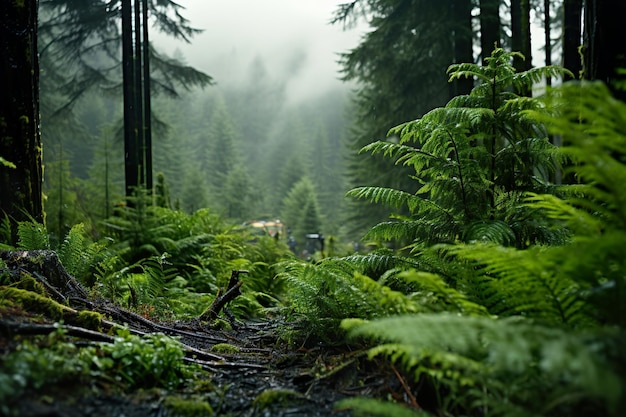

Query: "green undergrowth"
(0, 326), (204, 416)
(3, 205), (293, 322)
(281, 54), (626, 417)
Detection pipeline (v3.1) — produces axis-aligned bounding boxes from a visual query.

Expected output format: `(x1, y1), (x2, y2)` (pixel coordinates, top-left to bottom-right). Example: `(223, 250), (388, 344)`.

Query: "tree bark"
(511, 0), (532, 95)
(480, 0), (501, 63)
(583, 0), (626, 102)
(563, 0), (583, 80)
(451, 0), (474, 96)
(0, 0), (43, 245)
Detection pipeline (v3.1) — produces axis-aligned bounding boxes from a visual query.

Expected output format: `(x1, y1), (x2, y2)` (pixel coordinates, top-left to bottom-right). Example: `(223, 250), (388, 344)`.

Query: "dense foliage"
(2, 2), (626, 416)
(277, 52), (626, 416)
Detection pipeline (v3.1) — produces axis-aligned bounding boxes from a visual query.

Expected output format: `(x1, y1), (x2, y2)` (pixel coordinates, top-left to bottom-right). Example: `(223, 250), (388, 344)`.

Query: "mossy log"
(0, 250), (89, 302)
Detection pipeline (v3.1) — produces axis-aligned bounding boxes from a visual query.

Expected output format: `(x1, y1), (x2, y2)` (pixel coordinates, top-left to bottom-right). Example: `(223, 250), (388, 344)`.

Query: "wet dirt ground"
(4, 317), (404, 417)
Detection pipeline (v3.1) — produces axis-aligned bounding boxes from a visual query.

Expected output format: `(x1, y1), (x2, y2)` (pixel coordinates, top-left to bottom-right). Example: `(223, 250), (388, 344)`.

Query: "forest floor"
(0, 251), (408, 417)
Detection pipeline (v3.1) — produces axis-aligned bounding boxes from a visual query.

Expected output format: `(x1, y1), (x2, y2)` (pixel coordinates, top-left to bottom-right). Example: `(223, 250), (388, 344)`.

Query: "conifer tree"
(281, 177), (323, 244)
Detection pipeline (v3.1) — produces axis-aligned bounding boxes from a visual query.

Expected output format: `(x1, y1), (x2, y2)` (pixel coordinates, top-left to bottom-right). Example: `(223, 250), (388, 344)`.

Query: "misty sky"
(152, 0), (365, 103)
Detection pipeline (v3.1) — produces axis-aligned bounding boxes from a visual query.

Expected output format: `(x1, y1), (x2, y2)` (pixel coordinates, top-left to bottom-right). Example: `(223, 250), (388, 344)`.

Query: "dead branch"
(0, 319), (115, 343)
(199, 270), (248, 322)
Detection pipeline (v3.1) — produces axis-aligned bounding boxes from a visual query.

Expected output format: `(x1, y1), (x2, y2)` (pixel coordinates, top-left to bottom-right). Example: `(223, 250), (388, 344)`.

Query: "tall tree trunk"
(142, 0), (153, 192)
(0, 0), (43, 244)
(451, 0), (474, 96)
(480, 0), (501, 63)
(543, 0), (552, 87)
(511, 0), (532, 94)
(583, 0), (626, 102)
(122, 0), (152, 200)
(563, 0), (583, 80)
(122, 0), (138, 198)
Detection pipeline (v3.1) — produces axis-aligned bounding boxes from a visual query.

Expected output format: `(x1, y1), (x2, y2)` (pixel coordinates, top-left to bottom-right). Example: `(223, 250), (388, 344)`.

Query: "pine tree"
(281, 177), (323, 245)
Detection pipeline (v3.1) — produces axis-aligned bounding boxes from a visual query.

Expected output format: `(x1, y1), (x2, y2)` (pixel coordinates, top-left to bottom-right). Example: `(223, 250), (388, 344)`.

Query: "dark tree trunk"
(511, 0), (532, 94)
(451, 0), (474, 96)
(563, 0), (583, 80)
(583, 0), (626, 102)
(122, 0), (138, 197)
(480, 0), (501, 63)
(122, 0), (152, 200)
(142, 0), (153, 192)
(543, 0), (551, 86)
(0, 0), (43, 245)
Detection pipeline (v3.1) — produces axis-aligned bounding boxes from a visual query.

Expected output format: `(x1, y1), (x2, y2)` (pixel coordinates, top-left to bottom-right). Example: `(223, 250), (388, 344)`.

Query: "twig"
(0, 319), (114, 343)
(391, 363), (420, 410)
(199, 270), (248, 321)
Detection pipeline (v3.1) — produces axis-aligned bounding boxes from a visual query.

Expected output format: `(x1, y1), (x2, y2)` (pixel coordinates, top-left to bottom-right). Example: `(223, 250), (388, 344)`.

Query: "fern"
(277, 258), (420, 340)
(333, 80), (626, 416)
(446, 243), (596, 327)
(343, 314), (622, 416)
(57, 223), (87, 275)
(0, 214), (13, 249)
(337, 397), (427, 417)
(16, 221), (50, 250)
(351, 48), (569, 249)
(398, 270), (489, 316)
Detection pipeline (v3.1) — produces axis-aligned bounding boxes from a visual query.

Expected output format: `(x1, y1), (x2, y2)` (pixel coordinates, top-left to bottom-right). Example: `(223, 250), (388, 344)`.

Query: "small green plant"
(278, 258), (420, 341)
(101, 328), (199, 389)
(0, 325), (202, 415)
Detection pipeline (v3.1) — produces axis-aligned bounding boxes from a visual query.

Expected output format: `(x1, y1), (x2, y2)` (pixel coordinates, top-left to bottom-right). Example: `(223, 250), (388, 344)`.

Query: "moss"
(210, 343), (240, 354)
(163, 396), (213, 417)
(14, 272), (46, 294)
(0, 286), (66, 319)
(76, 310), (102, 331)
(210, 319), (231, 331)
(253, 388), (301, 411)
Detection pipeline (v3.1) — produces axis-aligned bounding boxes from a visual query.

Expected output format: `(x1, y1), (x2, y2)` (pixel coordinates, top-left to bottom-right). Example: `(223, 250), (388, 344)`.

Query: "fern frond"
(0, 213), (12, 248)
(513, 65), (573, 90)
(16, 221), (50, 250)
(399, 270), (489, 316)
(278, 259), (420, 339)
(58, 223), (88, 277)
(343, 314), (622, 411)
(462, 219), (516, 246)
(340, 251), (422, 277)
(346, 187), (422, 212)
(337, 397), (428, 417)
(360, 140), (434, 162)
(447, 243), (596, 327)
(525, 192), (603, 236)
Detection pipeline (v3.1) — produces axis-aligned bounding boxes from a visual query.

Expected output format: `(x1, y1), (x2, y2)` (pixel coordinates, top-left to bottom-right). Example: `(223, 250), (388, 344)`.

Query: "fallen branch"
(200, 270), (248, 322)
(0, 319), (225, 362)
(0, 319), (114, 343)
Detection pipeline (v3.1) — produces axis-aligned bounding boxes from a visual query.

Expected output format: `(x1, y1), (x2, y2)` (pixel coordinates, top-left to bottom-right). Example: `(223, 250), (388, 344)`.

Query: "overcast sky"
(152, 0), (365, 102)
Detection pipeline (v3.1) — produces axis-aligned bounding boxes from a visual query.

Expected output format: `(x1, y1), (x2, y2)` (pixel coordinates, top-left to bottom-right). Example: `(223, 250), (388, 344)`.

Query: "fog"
(152, 0), (365, 103)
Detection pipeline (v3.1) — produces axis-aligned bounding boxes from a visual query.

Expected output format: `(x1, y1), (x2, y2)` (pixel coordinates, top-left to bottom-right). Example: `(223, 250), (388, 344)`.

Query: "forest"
(1, 0), (625, 416)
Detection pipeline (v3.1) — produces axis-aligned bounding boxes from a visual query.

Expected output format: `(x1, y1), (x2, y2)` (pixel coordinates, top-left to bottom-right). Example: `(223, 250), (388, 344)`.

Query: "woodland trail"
(0, 251), (405, 417)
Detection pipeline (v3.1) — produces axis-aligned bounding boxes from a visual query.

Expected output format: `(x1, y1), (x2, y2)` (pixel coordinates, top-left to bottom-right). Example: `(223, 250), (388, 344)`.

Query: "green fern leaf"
(336, 397), (427, 417)
(16, 221), (49, 250)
